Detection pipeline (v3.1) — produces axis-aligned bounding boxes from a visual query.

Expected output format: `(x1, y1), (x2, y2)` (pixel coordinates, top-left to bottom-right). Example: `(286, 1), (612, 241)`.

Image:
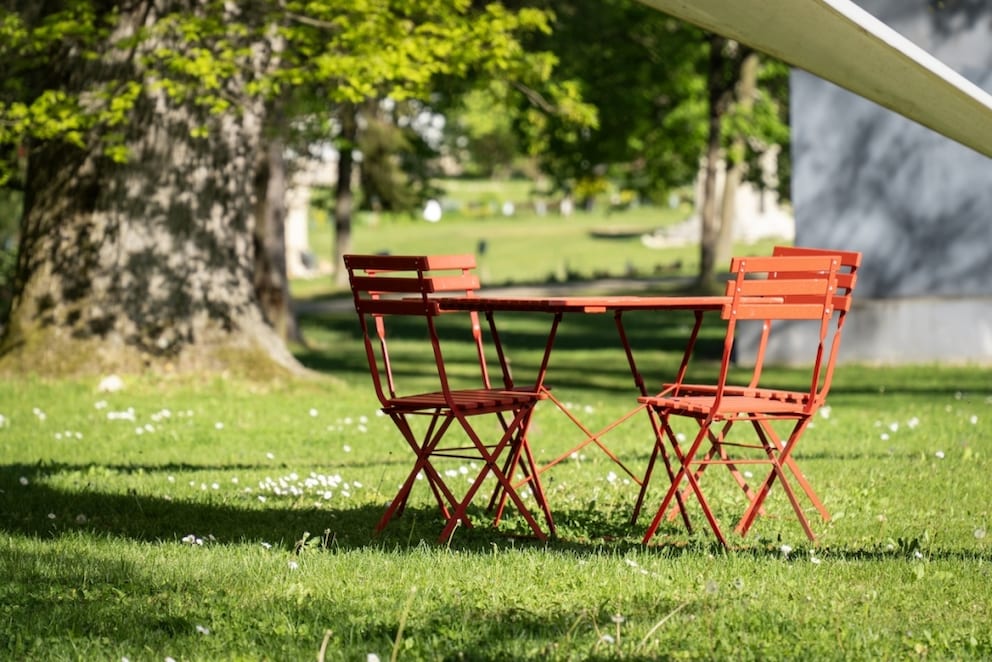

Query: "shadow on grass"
(4, 460), (990, 565)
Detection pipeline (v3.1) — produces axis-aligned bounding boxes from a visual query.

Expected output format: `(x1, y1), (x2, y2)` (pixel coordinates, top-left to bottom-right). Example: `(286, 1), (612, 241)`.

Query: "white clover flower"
(32, 407), (46, 421)
(908, 417), (920, 429)
(935, 450), (945, 459)
(266, 452), (275, 459)
(0, 413), (8, 427)
(367, 654), (381, 662)
(288, 560), (299, 570)
(818, 406), (832, 419)
(309, 408), (318, 417)
(19, 476), (28, 486)
(970, 415), (979, 425)
(599, 634), (615, 645)
(606, 471), (618, 484)
(780, 544), (793, 557)
(195, 625), (210, 635)
(888, 422), (899, 432)
(214, 422), (224, 430)
(975, 528), (987, 540)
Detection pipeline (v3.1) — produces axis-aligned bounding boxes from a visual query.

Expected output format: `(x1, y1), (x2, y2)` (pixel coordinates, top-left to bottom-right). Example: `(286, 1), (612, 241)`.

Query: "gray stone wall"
(770, 0), (992, 364)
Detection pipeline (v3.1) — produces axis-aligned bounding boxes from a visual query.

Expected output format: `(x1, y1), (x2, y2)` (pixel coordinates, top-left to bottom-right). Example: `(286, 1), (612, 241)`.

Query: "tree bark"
(698, 35), (729, 292)
(254, 132), (301, 345)
(715, 52), (760, 272)
(333, 104), (358, 288)
(0, 3), (303, 377)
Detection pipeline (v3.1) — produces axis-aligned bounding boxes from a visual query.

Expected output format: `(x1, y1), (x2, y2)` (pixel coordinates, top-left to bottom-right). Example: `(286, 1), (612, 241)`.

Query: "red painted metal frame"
(344, 254), (555, 542)
(637, 247), (861, 546)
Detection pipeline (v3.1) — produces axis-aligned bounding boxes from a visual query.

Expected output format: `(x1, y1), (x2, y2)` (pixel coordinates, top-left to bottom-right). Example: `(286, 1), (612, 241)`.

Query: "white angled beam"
(637, 0), (992, 159)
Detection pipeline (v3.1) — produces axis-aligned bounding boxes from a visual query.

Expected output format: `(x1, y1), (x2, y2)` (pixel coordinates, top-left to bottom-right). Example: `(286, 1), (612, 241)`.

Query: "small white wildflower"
(266, 452), (275, 459)
(935, 450), (945, 459)
(257, 495), (267, 502)
(975, 528), (987, 540)
(880, 433), (890, 441)
(0, 413), (8, 427)
(214, 422), (224, 430)
(195, 625), (210, 635)
(780, 544), (793, 557)
(75, 514), (87, 524)
(288, 560), (299, 570)
(309, 408), (318, 417)
(95, 400), (108, 409)
(19, 476), (28, 486)
(47, 513), (56, 520)
(342, 444), (352, 453)
(888, 422), (899, 432)
(913, 550), (923, 559)
(32, 407), (46, 421)
(611, 614), (625, 624)
(810, 555), (822, 565)
(599, 634), (615, 645)
(357, 425), (367, 433)
(818, 406), (832, 419)
(624, 558), (639, 568)
(367, 655), (381, 662)
(970, 415), (979, 425)
(606, 471), (618, 484)
(261, 542), (272, 549)
(907, 417), (920, 429)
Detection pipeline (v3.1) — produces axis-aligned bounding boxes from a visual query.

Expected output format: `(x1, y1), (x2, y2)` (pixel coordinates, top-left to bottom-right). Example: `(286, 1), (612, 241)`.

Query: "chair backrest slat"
(343, 253), (495, 406)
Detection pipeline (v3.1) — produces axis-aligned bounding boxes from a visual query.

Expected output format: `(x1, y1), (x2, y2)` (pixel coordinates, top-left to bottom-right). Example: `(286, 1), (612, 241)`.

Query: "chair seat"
(385, 388), (546, 413)
(637, 392), (810, 416)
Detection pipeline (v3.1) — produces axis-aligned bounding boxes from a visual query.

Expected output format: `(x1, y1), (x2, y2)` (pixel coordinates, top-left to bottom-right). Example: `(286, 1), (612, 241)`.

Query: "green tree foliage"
(524, 0), (788, 203)
(0, 1), (595, 373)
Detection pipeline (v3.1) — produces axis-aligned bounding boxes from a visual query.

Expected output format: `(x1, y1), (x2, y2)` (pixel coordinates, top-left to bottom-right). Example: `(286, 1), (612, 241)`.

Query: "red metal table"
(432, 294), (735, 527)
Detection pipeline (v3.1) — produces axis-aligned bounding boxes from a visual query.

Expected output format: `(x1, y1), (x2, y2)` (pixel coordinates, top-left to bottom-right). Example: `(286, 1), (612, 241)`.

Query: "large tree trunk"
(698, 35), (728, 292)
(333, 104), (358, 288)
(715, 53), (760, 271)
(0, 3), (303, 377)
(254, 132), (301, 345)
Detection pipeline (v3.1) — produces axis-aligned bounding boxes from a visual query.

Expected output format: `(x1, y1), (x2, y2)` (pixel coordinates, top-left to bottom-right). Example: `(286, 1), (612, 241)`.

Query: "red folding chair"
(344, 254), (554, 542)
(638, 248), (861, 546)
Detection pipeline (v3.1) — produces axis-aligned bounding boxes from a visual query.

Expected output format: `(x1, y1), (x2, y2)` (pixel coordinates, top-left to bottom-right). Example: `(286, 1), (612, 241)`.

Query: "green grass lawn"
(3, 201), (991, 660)
(2, 319), (990, 660)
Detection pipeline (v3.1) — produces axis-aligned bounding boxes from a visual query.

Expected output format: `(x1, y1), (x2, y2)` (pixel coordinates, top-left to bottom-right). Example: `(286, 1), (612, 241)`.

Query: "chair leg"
(439, 408), (550, 542)
(632, 408), (692, 533)
(376, 412), (465, 533)
(643, 423), (728, 547)
(736, 418), (822, 540)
